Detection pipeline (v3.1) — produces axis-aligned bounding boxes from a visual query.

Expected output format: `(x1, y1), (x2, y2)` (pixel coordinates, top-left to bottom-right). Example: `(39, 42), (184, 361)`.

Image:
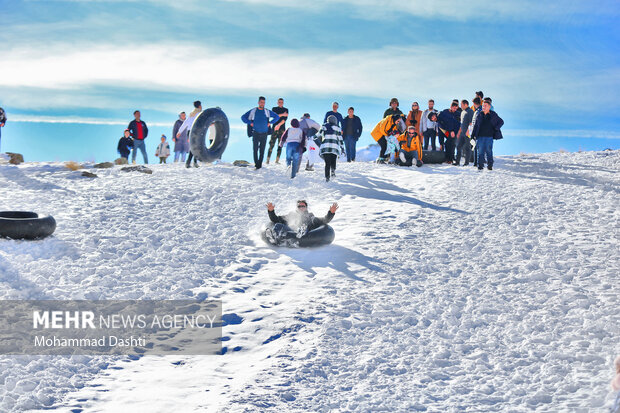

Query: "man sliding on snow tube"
(265, 200), (338, 247)
(396, 125), (424, 167)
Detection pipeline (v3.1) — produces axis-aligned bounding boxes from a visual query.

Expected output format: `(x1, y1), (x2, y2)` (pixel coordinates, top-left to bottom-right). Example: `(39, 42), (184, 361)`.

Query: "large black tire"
(422, 150), (446, 164)
(262, 224), (335, 248)
(190, 108), (230, 163)
(0, 211), (56, 240)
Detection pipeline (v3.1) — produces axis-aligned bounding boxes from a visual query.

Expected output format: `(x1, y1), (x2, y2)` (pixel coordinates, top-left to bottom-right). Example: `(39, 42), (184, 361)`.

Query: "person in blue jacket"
(436, 103), (461, 164)
(471, 99), (504, 170)
(241, 96), (280, 169)
(117, 129), (134, 160)
(323, 102), (344, 127)
(341, 107), (363, 162)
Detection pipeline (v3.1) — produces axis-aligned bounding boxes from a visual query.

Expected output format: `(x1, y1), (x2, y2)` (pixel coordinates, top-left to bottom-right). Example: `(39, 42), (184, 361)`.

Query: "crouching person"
(396, 125), (423, 167)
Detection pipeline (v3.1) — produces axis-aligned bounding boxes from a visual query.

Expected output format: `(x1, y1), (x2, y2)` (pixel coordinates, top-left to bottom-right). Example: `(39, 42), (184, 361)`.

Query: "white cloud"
(504, 129), (620, 140)
(0, 42), (615, 114)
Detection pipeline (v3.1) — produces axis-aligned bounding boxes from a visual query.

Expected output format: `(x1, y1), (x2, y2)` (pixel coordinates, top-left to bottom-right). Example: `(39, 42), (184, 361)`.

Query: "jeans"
(324, 153), (337, 180)
(477, 137), (494, 168)
(398, 150), (419, 166)
(132, 139), (148, 164)
(344, 135), (357, 161)
(455, 135), (472, 164)
(423, 129), (436, 150)
(267, 128), (284, 160)
(253, 131), (268, 169)
(174, 151), (187, 162)
(285, 142), (301, 178)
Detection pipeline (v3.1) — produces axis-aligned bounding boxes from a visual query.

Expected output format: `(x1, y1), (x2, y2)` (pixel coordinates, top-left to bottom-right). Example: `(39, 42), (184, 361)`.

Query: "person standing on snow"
(267, 97), (289, 164)
(454, 99), (474, 166)
(128, 110), (149, 164)
(177, 101), (202, 168)
(469, 97), (483, 166)
(471, 99), (504, 170)
(323, 101), (343, 128)
(241, 96), (280, 170)
(265, 200), (338, 246)
(155, 135), (171, 164)
(421, 99), (439, 151)
(172, 112), (189, 162)
(436, 102), (461, 164)
(406, 102), (423, 138)
(383, 97), (403, 118)
(299, 113), (321, 171)
(0, 106), (6, 152)
(279, 118), (306, 179)
(117, 129), (133, 160)
(341, 107), (363, 162)
(318, 115), (346, 182)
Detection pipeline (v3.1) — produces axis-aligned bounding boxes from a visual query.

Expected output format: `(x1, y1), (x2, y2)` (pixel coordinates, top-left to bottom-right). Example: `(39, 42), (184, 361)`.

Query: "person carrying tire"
(370, 113), (406, 163)
(265, 200), (338, 247)
(177, 101), (202, 168)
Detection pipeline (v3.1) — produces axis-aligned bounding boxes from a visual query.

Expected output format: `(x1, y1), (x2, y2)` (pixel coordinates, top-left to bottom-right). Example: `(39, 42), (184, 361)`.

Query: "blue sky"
(1, 0), (619, 162)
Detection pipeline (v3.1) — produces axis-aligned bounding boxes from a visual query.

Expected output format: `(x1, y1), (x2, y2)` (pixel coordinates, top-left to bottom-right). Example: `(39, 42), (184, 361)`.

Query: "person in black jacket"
(436, 103), (461, 163)
(265, 200), (338, 246)
(117, 129), (133, 159)
(0, 107), (6, 152)
(128, 110), (149, 164)
(471, 100), (504, 170)
(341, 107), (363, 162)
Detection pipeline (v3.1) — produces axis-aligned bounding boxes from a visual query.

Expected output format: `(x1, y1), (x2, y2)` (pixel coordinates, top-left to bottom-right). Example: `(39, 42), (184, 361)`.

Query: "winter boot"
(275, 156), (280, 164)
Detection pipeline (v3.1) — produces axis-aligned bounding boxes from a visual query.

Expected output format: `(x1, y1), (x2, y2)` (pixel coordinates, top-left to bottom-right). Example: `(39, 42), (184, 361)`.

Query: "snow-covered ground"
(0, 150), (619, 412)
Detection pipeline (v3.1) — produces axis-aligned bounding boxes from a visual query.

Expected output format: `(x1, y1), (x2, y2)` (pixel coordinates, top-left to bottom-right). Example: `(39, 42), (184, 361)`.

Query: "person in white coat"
(299, 113), (321, 171)
(177, 100), (202, 168)
(155, 135), (171, 163)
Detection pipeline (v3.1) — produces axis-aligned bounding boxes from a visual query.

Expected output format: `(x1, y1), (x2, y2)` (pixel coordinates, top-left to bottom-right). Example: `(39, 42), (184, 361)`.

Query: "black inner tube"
(263, 223), (335, 248)
(190, 108), (230, 163)
(0, 211), (56, 240)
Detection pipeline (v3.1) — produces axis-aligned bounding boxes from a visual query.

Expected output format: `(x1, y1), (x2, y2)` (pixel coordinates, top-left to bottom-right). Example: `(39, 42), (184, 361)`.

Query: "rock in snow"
(0, 150), (618, 412)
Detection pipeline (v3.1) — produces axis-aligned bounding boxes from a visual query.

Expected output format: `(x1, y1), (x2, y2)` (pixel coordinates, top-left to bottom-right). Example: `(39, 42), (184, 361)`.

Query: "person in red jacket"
(128, 110), (149, 164)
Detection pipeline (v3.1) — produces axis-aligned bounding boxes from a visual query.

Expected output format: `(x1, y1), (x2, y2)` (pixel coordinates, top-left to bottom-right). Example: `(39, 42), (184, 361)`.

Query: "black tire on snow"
(422, 150), (446, 164)
(262, 223), (335, 248)
(189, 108), (230, 163)
(0, 211), (56, 240)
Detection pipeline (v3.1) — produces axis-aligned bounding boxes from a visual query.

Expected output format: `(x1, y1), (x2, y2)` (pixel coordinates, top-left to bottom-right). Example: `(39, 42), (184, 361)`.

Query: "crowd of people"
(112, 91), (503, 179)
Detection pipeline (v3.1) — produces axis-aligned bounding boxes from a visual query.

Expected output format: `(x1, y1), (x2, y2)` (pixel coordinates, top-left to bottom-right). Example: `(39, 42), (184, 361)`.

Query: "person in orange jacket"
(371, 113), (406, 163)
(406, 102), (423, 137)
(396, 125), (423, 167)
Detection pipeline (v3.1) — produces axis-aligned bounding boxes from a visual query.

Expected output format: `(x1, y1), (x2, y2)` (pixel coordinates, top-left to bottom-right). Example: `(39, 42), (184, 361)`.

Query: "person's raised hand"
(266, 202), (275, 211)
(329, 203), (339, 214)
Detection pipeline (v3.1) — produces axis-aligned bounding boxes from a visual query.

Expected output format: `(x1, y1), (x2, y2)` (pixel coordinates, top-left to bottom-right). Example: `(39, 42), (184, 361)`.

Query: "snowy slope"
(0, 150), (619, 412)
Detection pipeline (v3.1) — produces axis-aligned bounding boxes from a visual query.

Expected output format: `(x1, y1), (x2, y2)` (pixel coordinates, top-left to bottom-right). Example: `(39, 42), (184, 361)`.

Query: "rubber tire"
(422, 150), (446, 164)
(0, 211), (56, 240)
(190, 108), (230, 163)
(262, 224), (335, 248)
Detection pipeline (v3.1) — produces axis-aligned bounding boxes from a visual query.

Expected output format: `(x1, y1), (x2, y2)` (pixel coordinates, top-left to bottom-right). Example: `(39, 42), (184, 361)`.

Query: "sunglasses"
(297, 204), (307, 209)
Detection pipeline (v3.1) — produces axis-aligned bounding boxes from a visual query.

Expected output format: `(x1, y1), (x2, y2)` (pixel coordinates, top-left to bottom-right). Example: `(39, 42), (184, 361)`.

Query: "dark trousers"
(253, 131), (268, 169)
(423, 129), (436, 150)
(185, 151), (198, 167)
(377, 137), (387, 158)
(344, 135), (357, 161)
(444, 136), (456, 162)
(267, 128), (284, 160)
(455, 135), (472, 165)
(324, 153), (337, 180)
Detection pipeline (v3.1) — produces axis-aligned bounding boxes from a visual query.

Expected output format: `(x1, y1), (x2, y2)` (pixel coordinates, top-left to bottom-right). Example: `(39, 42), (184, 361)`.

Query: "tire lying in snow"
(0, 211), (56, 240)
(190, 108), (230, 163)
(262, 223), (335, 248)
(422, 150), (446, 164)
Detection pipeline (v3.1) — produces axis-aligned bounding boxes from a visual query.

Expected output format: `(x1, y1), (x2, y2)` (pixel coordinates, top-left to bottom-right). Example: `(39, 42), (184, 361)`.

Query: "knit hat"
(290, 118), (300, 128)
(327, 115), (337, 125)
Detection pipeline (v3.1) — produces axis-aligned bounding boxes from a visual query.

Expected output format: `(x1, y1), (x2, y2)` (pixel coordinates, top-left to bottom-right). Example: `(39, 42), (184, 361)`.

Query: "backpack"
(246, 107), (270, 137)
